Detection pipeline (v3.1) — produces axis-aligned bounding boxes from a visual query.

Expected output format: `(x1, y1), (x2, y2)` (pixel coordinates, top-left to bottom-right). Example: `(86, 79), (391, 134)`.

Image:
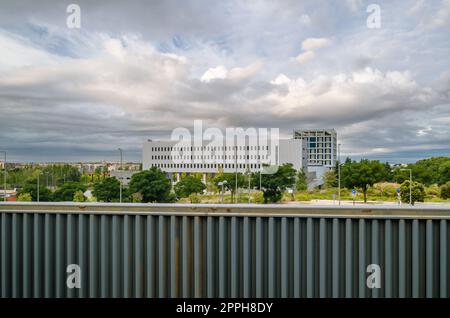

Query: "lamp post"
(246, 167), (251, 203)
(235, 145), (238, 203)
(218, 180), (227, 203)
(118, 148), (123, 203)
(401, 168), (412, 205)
(0, 151), (6, 202)
(338, 143), (341, 206)
(37, 171), (43, 202)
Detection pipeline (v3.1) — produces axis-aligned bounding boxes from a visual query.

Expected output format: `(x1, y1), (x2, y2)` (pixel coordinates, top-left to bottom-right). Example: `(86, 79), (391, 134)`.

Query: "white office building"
(293, 129), (337, 188)
(143, 139), (307, 182)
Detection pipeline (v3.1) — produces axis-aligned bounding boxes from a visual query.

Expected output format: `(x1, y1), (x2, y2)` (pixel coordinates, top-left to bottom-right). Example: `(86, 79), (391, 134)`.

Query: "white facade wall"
(142, 139), (307, 174)
(293, 129), (337, 188)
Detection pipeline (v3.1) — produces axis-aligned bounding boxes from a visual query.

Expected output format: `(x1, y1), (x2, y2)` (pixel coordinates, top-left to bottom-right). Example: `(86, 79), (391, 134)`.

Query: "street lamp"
(337, 143), (341, 206)
(37, 171), (43, 202)
(0, 151), (6, 202)
(218, 180), (227, 203)
(246, 167), (251, 203)
(400, 168), (412, 205)
(234, 145), (238, 203)
(118, 148), (123, 203)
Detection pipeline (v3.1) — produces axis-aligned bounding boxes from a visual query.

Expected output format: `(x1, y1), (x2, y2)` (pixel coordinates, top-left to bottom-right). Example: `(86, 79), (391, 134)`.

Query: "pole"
(235, 145), (237, 203)
(248, 169), (251, 203)
(409, 169), (412, 205)
(259, 169), (262, 191)
(338, 143), (341, 206)
(1, 151), (6, 202)
(37, 173), (40, 202)
(118, 148), (123, 203)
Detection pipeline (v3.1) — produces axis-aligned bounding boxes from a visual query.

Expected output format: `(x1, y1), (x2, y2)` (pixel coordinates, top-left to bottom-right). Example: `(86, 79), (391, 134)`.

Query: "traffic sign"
(396, 188), (401, 193)
(351, 189), (357, 196)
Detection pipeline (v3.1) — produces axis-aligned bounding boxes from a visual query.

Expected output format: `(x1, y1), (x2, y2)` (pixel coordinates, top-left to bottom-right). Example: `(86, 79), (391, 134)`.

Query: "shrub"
(17, 193), (32, 202)
(73, 190), (86, 202)
(400, 180), (425, 205)
(440, 182), (450, 199)
(189, 193), (201, 204)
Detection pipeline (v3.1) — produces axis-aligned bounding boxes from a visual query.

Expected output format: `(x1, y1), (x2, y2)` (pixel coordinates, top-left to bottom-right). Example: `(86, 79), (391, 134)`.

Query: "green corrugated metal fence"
(0, 203), (449, 298)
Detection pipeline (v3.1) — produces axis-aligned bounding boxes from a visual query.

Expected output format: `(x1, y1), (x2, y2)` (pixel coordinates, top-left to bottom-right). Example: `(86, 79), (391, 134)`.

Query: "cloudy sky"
(0, 0), (449, 163)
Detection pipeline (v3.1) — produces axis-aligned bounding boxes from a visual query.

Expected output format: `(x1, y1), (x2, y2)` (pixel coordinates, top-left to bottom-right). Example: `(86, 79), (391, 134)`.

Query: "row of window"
(151, 154), (269, 160)
(150, 163), (264, 170)
(309, 155), (332, 159)
(308, 143), (333, 148)
(309, 149), (333, 154)
(150, 145), (270, 152)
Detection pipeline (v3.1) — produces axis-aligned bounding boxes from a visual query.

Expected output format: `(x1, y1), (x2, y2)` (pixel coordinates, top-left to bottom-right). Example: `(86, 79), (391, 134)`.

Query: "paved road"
(285, 199), (450, 207)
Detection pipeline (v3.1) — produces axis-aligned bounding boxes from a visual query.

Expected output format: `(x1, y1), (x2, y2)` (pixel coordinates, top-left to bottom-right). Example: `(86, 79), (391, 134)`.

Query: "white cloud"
(296, 50), (315, 64)
(200, 61), (263, 82)
(200, 65), (228, 82)
(301, 37), (332, 51)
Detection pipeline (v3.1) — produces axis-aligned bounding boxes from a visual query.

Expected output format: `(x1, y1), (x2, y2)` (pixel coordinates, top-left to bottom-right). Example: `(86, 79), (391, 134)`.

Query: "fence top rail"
(1, 202), (450, 219)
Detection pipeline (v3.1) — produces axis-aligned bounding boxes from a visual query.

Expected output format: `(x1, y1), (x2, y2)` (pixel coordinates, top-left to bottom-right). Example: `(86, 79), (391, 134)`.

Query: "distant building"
(143, 139), (307, 183)
(293, 129), (337, 189)
(109, 170), (137, 186)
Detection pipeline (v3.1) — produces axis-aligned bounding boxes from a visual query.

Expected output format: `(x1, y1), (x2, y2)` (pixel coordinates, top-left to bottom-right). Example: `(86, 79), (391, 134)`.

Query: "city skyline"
(1, 0), (450, 163)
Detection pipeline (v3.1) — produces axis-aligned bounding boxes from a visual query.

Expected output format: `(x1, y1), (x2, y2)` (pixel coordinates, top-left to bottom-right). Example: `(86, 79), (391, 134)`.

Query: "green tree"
(296, 168), (308, 191)
(174, 175), (206, 198)
(322, 170), (337, 188)
(440, 181), (450, 199)
(128, 167), (174, 203)
(93, 177), (120, 202)
(341, 159), (386, 202)
(18, 178), (52, 202)
(73, 190), (86, 202)
(438, 162), (450, 185)
(52, 182), (87, 202)
(408, 157), (450, 186)
(400, 180), (425, 205)
(17, 193), (32, 202)
(383, 162), (394, 182)
(253, 164), (296, 203)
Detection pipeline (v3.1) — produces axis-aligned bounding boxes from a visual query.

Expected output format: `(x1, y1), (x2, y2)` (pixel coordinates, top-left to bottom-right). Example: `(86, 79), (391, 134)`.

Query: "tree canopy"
(128, 167), (175, 203)
(341, 159), (386, 202)
(93, 177), (120, 202)
(253, 163), (297, 203)
(52, 182), (87, 202)
(174, 175), (206, 198)
(400, 180), (425, 205)
(18, 178), (52, 202)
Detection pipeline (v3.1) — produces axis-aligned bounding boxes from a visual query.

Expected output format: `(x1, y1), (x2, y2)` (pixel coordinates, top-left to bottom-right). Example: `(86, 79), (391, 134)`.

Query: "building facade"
(293, 129), (337, 188)
(143, 139), (307, 182)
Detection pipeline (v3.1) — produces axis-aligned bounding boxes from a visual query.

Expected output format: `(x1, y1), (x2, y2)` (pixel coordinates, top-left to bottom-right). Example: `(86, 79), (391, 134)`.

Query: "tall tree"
(52, 182), (87, 202)
(341, 159), (386, 202)
(174, 175), (206, 198)
(322, 170), (337, 188)
(253, 163), (296, 203)
(18, 178), (52, 202)
(296, 168), (308, 191)
(93, 177), (120, 202)
(128, 167), (175, 203)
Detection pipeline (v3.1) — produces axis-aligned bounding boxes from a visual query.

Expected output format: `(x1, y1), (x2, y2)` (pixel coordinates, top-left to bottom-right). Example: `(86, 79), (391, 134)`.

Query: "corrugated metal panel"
(0, 203), (449, 298)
